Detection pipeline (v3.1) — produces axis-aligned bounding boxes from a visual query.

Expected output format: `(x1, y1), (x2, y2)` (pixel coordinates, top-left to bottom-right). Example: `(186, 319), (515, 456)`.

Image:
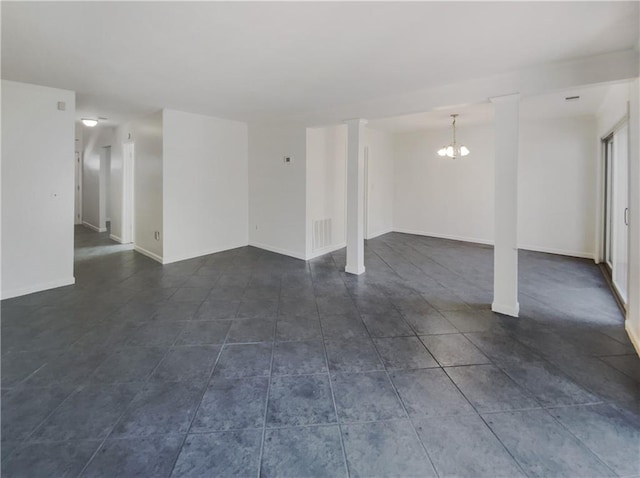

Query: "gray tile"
(599, 354), (640, 382)
(2, 384), (75, 442)
(272, 340), (327, 375)
(214, 342), (272, 378)
(111, 381), (203, 437)
(195, 299), (240, 320)
(415, 414), (525, 478)
(499, 360), (599, 407)
(126, 322), (185, 346)
(149, 345), (219, 382)
(332, 372), (405, 422)
(151, 302), (201, 321)
(446, 364), (540, 413)
(171, 430), (262, 478)
(275, 315), (322, 341)
(316, 297), (359, 316)
(484, 409), (615, 478)
(175, 320), (231, 345)
(549, 403), (640, 477)
(391, 368), (475, 419)
(402, 310), (460, 335)
(91, 347), (166, 383)
(325, 338), (384, 373)
(420, 333), (490, 366)
(341, 420), (437, 477)
(170, 287), (211, 303)
(361, 312), (414, 337)
(32, 383), (140, 441)
(1, 350), (52, 388)
(441, 310), (502, 333)
(266, 374), (336, 427)
(191, 377), (268, 432)
(465, 332), (543, 365)
(261, 425), (347, 478)
(374, 336), (438, 370)
(236, 298), (278, 318)
(320, 313), (369, 340)
(278, 296), (318, 317)
(81, 435), (184, 478)
(2, 440), (100, 478)
(227, 318), (275, 343)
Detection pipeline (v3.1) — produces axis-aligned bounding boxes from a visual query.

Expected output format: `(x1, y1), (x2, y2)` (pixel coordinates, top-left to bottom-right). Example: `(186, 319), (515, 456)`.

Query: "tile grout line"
(340, 264), (441, 478)
(254, 272), (280, 478)
(311, 257), (352, 478)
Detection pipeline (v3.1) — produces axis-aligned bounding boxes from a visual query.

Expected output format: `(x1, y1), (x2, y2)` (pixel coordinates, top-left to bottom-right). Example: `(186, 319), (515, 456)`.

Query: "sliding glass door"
(603, 122), (629, 305)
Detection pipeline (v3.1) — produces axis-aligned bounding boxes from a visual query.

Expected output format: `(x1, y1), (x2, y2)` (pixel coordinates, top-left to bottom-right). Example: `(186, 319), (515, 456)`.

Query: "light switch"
(57, 101), (66, 111)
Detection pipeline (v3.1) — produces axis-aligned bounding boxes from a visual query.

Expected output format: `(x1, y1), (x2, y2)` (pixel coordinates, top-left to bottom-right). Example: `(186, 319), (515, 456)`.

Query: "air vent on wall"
(312, 218), (332, 252)
(565, 96), (580, 101)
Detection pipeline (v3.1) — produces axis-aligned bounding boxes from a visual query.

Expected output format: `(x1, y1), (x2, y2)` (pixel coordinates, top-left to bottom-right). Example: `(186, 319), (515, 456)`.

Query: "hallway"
(1, 229), (638, 477)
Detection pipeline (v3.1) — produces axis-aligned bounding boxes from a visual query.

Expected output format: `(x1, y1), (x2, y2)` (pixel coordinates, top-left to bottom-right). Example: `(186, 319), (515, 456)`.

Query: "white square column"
(491, 94), (520, 317)
(344, 118), (367, 275)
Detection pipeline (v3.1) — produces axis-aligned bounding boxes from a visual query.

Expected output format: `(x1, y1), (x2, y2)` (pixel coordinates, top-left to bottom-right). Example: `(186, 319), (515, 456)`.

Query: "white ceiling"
(2, 2), (638, 124)
(367, 81), (621, 132)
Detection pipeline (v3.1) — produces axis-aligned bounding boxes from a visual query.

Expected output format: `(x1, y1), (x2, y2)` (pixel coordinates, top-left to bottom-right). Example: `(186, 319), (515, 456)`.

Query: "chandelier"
(437, 114), (470, 159)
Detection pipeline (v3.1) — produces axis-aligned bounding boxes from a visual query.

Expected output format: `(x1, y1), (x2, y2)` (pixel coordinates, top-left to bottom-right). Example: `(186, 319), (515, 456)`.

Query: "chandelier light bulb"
(436, 114), (470, 159)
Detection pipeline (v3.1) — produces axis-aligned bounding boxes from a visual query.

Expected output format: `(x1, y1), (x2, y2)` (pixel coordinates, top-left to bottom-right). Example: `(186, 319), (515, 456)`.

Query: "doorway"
(602, 120), (629, 306)
(74, 151), (82, 225)
(122, 141), (135, 244)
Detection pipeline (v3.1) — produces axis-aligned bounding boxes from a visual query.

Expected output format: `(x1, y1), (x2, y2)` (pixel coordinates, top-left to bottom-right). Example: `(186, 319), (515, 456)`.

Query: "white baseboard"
(162, 242), (249, 265)
(134, 245), (164, 264)
(366, 228), (393, 240)
(392, 228), (494, 246)
(109, 234), (124, 243)
(492, 301), (520, 317)
(249, 242), (306, 261)
(82, 221), (107, 233)
(392, 229), (594, 259)
(518, 244), (594, 260)
(1, 277), (75, 300)
(306, 242), (346, 260)
(625, 320), (640, 356)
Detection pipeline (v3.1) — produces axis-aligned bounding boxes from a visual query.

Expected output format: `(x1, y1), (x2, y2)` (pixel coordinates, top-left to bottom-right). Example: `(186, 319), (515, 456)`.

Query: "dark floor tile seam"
(424, 359), (532, 478)
(254, 308), (277, 478)
(74, 328), (194, 477)
(595, 356), (640, 382)
(378, 236), (484, 302)
(156, 311), (233, 478)
(485, 406), (621, 478)
(339, 275), (442, 478)
(312, 265), (353, 478)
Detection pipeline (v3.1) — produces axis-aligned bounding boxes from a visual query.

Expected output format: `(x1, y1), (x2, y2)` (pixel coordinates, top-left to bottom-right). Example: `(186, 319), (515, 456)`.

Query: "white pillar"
(344, 118), (367, 275)
(491, 94), (520, 317)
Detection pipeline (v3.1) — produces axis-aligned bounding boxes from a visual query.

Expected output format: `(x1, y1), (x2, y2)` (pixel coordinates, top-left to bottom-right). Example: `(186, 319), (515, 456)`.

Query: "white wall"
(394, 124), (496, 244)
(162, 109), (249, 264)
(126, 111), (164, 261)
(393, 117), (598, 258)
(519, 117), (597, 257)
(306, 125), (347, 258)
(248, 122), (307, 259)
(365, 128), (395, 239)
(81, 125), (115, 231)
(1, 80), (76, 299)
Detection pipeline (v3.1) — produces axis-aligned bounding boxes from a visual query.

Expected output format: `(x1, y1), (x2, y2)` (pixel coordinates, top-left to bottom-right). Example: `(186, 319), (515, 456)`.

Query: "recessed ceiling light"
(565, 96), (580, 101)
(81, 118), (98, 127)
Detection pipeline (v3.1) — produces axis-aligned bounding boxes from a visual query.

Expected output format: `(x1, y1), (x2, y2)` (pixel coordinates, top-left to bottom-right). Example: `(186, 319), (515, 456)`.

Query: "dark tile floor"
(2, 226), (639, 477)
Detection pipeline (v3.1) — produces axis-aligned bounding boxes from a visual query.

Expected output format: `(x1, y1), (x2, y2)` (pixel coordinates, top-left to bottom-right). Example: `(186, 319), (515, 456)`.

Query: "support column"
(491, 94), (520, 317)
(344, 118), (367, 275)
